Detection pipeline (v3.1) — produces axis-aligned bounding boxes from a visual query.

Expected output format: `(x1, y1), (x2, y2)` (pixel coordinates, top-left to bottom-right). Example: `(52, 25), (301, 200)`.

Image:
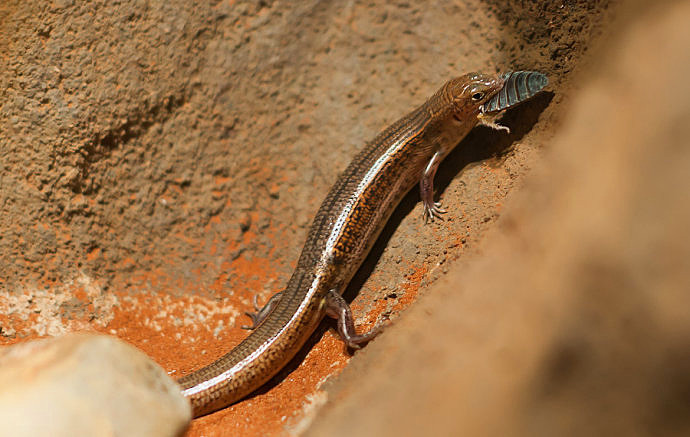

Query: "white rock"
(0, 333), (191, 437)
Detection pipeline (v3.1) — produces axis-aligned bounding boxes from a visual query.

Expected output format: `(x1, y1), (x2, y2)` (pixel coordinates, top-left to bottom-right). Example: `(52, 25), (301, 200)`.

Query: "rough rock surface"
(305, 2), (690, 436)
(0, 333), (191, 437)
(0, 1), (623, 435)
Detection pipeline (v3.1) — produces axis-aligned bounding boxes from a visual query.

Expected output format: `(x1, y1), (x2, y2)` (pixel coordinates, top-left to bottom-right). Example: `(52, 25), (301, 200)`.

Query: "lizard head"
(444, 73), (504, 121)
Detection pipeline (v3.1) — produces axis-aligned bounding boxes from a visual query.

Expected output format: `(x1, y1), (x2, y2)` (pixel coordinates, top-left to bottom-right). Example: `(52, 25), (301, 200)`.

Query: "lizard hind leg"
(242, 291), (283, 330)
(325, 289), (381, 349)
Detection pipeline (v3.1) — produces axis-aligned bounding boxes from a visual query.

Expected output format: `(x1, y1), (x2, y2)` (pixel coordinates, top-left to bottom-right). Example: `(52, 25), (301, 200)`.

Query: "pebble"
(0, 333), (191, 437)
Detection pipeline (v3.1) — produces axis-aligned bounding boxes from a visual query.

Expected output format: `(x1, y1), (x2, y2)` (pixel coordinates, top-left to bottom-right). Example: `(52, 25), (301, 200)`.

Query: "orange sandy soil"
(0, 225), (422, 436)
(107, 238), (422, 437)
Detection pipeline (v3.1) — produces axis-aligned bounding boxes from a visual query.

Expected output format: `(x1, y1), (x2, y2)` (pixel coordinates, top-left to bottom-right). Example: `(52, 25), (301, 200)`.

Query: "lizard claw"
(423, 201), (447, 223)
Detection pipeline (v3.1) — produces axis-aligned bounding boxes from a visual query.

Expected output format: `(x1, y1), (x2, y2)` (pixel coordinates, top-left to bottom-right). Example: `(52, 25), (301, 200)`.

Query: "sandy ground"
(6, 1), (685, 436)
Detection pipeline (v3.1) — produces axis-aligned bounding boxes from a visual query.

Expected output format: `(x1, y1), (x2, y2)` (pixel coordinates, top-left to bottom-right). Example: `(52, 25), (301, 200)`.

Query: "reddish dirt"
(1, 1), (620, 436)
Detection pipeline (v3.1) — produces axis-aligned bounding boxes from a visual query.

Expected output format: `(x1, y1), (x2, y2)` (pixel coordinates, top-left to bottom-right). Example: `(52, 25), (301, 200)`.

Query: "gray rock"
(0, 333), (191, 437)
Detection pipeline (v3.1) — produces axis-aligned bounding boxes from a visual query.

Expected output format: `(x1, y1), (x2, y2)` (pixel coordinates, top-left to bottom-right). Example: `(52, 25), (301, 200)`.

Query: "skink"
(179, 73), (507, 417)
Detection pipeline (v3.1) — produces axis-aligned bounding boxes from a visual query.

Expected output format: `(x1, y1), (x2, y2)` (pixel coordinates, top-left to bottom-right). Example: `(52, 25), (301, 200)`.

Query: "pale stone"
(0, 333), (191, 437)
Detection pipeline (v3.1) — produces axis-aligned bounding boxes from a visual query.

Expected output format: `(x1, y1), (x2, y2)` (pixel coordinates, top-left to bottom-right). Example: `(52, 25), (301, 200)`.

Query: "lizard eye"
(471, 92), (485, 101)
